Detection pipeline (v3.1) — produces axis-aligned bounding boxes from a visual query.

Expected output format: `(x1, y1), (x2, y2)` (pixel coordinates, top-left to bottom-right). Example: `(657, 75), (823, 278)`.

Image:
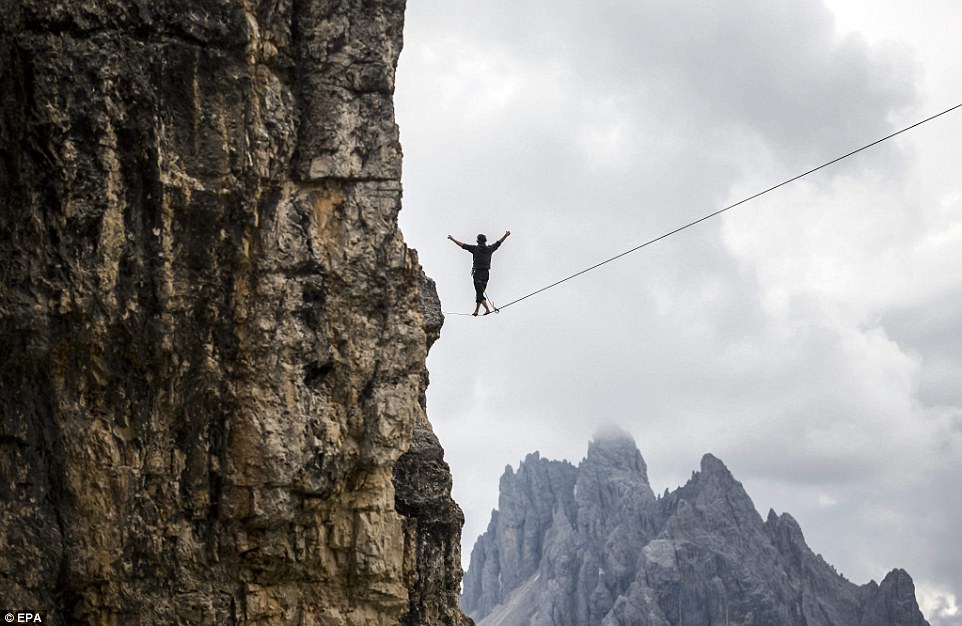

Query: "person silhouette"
(447, 231), (511, 315)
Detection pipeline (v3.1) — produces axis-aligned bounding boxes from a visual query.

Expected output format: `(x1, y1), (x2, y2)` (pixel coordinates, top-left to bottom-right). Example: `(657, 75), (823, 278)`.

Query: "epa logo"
(2, 612), (47, 623)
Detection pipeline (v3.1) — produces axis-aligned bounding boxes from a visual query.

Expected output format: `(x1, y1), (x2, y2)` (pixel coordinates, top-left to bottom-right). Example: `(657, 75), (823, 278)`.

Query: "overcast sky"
(393, 1), (962, 623)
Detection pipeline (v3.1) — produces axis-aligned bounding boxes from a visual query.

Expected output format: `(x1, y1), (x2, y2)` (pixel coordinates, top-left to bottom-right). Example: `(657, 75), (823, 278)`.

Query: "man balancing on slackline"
(448, 230), (511, 316)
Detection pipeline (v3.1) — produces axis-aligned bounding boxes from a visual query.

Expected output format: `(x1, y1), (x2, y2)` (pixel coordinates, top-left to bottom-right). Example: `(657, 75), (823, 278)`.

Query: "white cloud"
(917, 585), (961, 626)
(396, 0), (962, 622)
(818, 492), (838, 507)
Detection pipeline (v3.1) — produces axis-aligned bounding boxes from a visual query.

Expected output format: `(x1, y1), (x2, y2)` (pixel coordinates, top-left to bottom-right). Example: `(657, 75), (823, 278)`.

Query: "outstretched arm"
(447, 234), (466, 247)
(497, 230), (511, 244)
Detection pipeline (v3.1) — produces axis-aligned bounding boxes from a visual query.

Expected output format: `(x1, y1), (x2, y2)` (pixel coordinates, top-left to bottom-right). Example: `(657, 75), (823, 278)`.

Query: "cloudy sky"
(393, 1), (962, 623)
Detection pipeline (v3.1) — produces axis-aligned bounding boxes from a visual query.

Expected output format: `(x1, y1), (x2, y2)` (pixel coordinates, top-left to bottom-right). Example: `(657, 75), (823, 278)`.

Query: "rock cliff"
(0, 1), (470, 624)
(462, 429), (929, 626)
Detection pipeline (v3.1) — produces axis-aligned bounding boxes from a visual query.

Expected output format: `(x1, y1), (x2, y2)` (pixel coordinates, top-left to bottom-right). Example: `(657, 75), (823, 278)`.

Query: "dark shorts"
(472, 269), (489, 303)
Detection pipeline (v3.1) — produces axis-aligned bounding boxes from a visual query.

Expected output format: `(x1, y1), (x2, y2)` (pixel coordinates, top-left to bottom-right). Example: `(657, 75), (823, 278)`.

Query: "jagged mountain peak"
(463, 436), (930, 626)
(583, 426), (649, 477)
(590, 423), (636, 444)
(766, 508), (806, 543)
(860, 568), (930, 626)
(666, 453), (759, 533)
(699, 452), (730, 475)
(576, 432), (656, 539)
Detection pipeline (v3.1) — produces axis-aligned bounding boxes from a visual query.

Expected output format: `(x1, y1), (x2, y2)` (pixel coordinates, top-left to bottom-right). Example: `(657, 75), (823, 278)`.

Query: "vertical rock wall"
(0, 1), (468, 624)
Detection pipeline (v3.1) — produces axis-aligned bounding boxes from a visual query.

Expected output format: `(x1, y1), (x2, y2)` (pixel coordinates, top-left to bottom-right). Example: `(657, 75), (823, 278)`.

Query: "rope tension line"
(477, 102), (962, 314)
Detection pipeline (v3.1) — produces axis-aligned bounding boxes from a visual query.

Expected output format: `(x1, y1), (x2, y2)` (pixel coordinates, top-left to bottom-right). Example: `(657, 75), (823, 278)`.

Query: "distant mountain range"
(461, 429), (928, 626)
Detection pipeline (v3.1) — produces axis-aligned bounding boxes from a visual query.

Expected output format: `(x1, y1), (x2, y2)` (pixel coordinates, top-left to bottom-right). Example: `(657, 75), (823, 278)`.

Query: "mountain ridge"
(462, 428), (929, 626)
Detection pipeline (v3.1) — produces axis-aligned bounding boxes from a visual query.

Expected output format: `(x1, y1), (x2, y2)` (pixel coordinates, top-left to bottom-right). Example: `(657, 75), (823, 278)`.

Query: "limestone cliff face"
(0, 2), (469, 624)
(462, 430), (929, 626)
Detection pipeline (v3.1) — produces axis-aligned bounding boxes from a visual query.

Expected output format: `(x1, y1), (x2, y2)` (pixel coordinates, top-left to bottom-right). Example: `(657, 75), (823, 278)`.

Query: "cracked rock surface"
(0, 1), (469, 624)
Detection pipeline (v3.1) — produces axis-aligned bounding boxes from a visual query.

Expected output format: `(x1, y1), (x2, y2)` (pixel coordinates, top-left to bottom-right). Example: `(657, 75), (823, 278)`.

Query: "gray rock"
(460, 452), (579, 619)
(394, 426), (474, 626)
(462, 430), (930, 626)
(858, 569), (930, 626)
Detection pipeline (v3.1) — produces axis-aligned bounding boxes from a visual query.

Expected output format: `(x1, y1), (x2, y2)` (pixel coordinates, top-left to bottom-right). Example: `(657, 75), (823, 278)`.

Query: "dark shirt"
(461, 241), (502, 270)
